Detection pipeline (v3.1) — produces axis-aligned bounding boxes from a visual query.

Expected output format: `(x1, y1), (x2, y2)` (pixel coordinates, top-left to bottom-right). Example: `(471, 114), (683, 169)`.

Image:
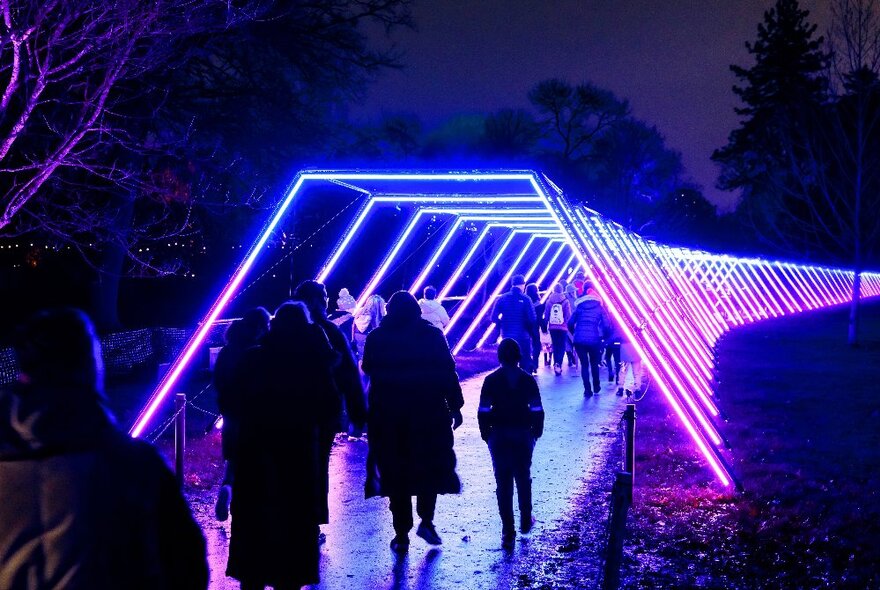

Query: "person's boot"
(215, 485), (231, 521)
(416, 521), (442, 545)
(554, 364), (562, 376)
(390, 534), (409, 554)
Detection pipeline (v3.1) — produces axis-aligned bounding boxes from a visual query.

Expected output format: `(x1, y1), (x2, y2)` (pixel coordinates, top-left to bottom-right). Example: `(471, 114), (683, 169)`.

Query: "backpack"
(548, 302), (565, 326)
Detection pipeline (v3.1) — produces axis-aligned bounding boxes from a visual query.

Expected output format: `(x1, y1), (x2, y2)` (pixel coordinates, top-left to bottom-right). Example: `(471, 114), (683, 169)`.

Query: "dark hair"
(271, 301), (311, 334)
(511, 274), (526, 287)
(293, 280), (328, 318)
(239, 307), (270, 343)
(386, 290), (422, 320)
(14, 308), (103, 393)
(497, 338), (522, 366)
(525, 283), (540, 303)
(423, 285), (437, 300)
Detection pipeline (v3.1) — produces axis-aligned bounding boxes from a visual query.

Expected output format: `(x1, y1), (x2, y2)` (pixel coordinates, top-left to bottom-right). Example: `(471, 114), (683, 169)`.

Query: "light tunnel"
(130, 170), (880, 489)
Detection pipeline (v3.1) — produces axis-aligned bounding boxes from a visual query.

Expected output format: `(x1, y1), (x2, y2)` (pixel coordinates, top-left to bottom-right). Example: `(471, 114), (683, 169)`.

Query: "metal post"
(623, 403), (636, 484)
(603, 471), (633, 590)
(174, 393), (186, 486)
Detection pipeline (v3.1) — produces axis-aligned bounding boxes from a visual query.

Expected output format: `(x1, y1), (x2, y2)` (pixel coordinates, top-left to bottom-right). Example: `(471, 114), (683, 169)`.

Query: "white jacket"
(419, 298), (450, 329)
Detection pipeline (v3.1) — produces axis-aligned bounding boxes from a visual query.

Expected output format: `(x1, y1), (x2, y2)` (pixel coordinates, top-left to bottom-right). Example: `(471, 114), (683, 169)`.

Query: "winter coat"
(568, 294), (610, 346)
(214, 341), (250, 460)
(419, 298), (450, 330)
(362, 315), (464, 498)
(491, 288), (537, 347)
(226, 325), (338, 589)
(315, 316), (366, 430)
(477, 366), (545, 441)
(543, 292), (572, 331)
(0, 384), (207, 590)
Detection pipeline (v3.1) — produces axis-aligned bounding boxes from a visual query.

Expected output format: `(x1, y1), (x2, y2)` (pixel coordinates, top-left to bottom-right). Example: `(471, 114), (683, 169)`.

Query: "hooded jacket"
(419, 298), (450, 330)
(0, 383), (207, 590)
(567, 294), (610, 346)
(543, 292), (572, 331)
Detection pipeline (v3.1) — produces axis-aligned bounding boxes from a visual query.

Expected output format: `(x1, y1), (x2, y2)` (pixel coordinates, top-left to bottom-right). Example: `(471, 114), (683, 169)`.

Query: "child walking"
(478, 339), (545, 549)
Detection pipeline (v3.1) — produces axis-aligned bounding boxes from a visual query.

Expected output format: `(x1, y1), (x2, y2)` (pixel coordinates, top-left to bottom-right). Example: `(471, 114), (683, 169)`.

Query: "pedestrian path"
(201, 365), (626, 589)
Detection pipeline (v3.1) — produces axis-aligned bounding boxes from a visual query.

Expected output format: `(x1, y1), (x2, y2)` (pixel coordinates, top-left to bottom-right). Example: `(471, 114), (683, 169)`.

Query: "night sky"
(357, 0), (830, 211)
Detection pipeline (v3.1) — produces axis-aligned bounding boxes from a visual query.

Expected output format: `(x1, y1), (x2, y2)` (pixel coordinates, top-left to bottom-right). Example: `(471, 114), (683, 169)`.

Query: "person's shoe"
(215, 485), (231, 521)
(593, 385), (602, 394)
(554, 364), (562, 376)
(616, 387), (624, 396)
(416, 521), (442, 545)
(318, 531), (327, 545)
(584, 389), (592, 397)
(501, 529), (516, 550)
(520, 514), (535, 534)
(390, 534), (409, 553)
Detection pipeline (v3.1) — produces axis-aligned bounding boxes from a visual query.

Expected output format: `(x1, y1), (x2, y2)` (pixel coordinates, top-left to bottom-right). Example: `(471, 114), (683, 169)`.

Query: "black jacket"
(0, 384), (207, 590)
(477, 366), (545, 441)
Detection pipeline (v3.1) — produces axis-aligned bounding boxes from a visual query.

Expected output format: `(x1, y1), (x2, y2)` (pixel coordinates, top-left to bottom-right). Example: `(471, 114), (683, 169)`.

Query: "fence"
(603, 403), (636, 590)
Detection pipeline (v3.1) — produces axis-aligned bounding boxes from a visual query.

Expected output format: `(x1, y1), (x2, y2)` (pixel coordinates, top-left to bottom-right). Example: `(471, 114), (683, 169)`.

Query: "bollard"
(603, 471), (633, 590)
(623, 403), (636, 487)
(174, 393), (186, 487)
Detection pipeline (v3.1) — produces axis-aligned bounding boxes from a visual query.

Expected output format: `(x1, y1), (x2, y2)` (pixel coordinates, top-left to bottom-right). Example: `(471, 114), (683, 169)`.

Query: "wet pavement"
(197, 364), (627, 589)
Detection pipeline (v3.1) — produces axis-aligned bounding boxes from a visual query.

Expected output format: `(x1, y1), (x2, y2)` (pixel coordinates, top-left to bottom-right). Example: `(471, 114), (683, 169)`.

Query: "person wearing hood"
(226, 301), (338, 590)
(491, 274), (539, 374)
(563, 283), (579, 368)
(0, 308), (208, 590)
(567, 285), (610, 396)
(362, 291), (464, 554)
(418, 285), (450, 330)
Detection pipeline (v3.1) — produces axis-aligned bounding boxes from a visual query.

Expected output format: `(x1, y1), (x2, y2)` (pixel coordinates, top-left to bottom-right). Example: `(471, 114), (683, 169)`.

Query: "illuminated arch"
(130, 170), (880, 489)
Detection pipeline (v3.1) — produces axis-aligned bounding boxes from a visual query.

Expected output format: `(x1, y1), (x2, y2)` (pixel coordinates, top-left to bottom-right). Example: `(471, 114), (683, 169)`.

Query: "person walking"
(0, 308), (208, 590)
(524, 283), (546, 371)
(618, 332), (646, 401)
(214, 307), (271, 521)
(563, 283), (579, 368)
(352, 294), (386, 359)
(226, 301), (338, 590)
(491, 274), (538, 374)
(362, 291), (464, 554)
(293, 280), (367, 530)
(477, 339), (545, 549)
(604, 316), (623, 389)
(543, 283), (572, 376)
(568, 285), (610, 396)
(418, 285), (450, 330)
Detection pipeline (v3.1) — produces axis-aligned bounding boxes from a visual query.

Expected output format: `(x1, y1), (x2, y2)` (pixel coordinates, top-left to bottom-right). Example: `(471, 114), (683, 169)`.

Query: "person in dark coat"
(491, 274), (538, 373)
(568, 285), (611, 396)
(478, 339), (545, 549)
(525, 282), (546, 370)
(0, 308), (208, 590)
(362, 291), (464, 554)
(213, 307), (270, 521)
(226, 301), (338, 590)
(293, 280), (367, 534)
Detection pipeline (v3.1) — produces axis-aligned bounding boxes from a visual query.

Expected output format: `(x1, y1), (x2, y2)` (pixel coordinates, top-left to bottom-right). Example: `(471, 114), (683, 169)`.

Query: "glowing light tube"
(131, 174), (307, 437)
(453, 235), (539, 355)
(534, 243), (568, 290)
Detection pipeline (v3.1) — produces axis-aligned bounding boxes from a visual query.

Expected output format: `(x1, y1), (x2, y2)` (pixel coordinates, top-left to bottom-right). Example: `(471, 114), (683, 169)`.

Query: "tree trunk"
(89, 194), (135, 332)
(847, 271), (862, 347)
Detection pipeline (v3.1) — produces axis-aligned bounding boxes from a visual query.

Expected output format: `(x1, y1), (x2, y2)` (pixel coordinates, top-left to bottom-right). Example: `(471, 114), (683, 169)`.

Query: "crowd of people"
(0, 271), (642, 590)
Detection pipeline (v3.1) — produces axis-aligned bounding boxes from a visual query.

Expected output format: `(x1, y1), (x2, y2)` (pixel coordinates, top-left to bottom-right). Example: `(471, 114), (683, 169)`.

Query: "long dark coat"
(362, 314), (464, 498)
(226, 325), (337, 589)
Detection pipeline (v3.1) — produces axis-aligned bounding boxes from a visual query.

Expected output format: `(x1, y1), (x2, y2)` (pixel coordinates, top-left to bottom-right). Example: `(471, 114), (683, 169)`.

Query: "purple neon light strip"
(756, 261), (801, 313)
(356, 210), (424, 307)
(570, 208), (723, 439)
(444, 231), (518, 336)
(651, 244), (725, 343)
(728, 263), (771, 321)
(316, 199), (377, 283)
(605, 225), (716, 392)
(787, 264), (823, 309)
(409, 218), (463, 296)
(451, 234), (538, 353)
(438, 225), (493, 301)
(534, 243), (568, 291)
(463, 236), (543, 352)
(131, 175), (307, 437)
(612, 228), (715, 375)
(543, 198), (730, 485)
(541, 253), (578, 304)
(741, 263), (785, 317)
(524, 240), (557, 283)
(582, 215), (718, 418)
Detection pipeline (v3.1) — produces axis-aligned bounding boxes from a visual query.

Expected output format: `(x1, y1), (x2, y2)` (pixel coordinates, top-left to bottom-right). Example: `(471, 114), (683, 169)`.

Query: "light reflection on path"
(202, 365), (623, 589)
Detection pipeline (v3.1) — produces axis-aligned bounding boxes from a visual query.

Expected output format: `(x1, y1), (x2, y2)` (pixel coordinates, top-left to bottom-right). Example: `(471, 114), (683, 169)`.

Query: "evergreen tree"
(712, 0), (829, 217)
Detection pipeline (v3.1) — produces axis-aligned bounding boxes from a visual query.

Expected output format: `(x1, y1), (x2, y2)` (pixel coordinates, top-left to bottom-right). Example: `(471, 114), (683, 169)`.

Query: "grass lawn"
(622, 299), (880, 589)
